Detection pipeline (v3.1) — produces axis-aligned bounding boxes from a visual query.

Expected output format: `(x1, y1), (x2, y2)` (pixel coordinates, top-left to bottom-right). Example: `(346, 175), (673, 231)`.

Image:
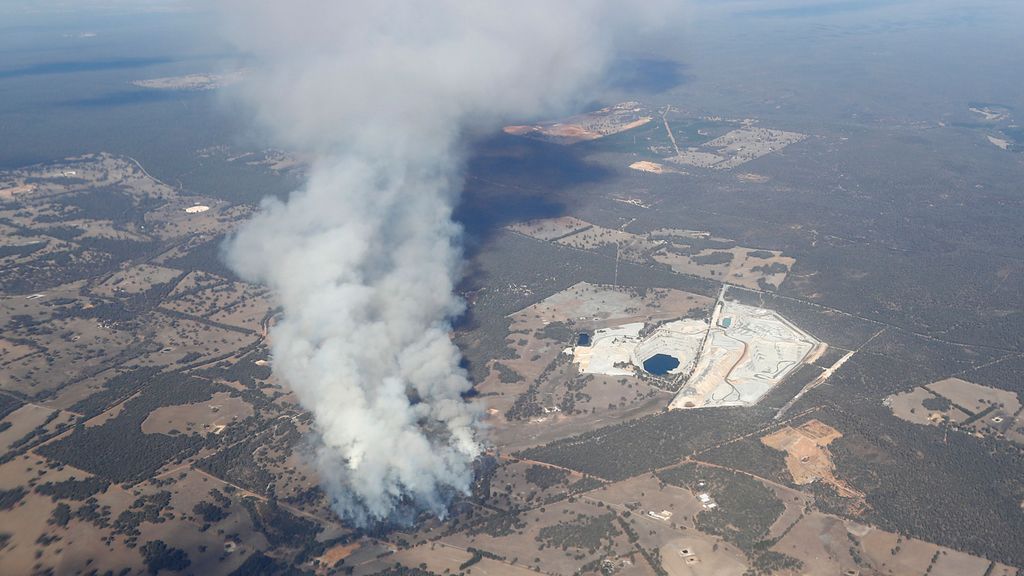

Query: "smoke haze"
(219, 1), (669, 525)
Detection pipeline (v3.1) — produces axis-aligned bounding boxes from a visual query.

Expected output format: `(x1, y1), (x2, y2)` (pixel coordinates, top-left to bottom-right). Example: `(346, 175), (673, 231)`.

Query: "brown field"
(666, 150), (724, 168)
(863, 529), (945, 573)
(209, 293), (275, 332)
(0, 405), (68, 451)
(145, 200), (254, 240)
(925, 377), (1020, 415)
(505, 122), (604, 142)
(0, 337), (39, 367)
(487, 457), (599, 510)
(887, 377), (1022, 445)
(39, 368), (129, 412)
(162, 277), (270, 322)
(0, 153), (374, 575)
(0, 452), (143, 575)
(885, 386), (971, 425)
(0, 183), (37, 200)
(555, 225), (663, 263)
(92, 263), (183, 297)
(771, 513), (862, 574)
(701, 128), (807, 170)
(123, 313), (259, 370)
(0, 153), (174, 200)
(582, 474), (755, 575)
(0, 235), (95, 271)
(141, 391), (254, 436)
(166, 270), (227, 295)
(770, 512), (1014, 576)
(0, 315), (139, 397)
(655, 125), (807, 171)
(439, 497), (637, 575)
(652, 246), (794, 290)
(660, 538), (747, 576)
(392, 542), (546, 576)
(0, 431), (340, 574)
(4, 149), (1020, 575)
(589, 474), (706, 522)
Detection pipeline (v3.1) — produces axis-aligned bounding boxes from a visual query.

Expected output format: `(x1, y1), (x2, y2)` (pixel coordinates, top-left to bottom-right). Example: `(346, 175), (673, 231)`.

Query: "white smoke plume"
(218, 1), (670, 525)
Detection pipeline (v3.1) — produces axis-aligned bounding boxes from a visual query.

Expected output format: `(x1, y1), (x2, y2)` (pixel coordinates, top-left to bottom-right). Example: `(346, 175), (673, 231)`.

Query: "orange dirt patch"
(319, 542), (360, 565)
(761, 420), (864, 502)
(630, 160), (686, 175)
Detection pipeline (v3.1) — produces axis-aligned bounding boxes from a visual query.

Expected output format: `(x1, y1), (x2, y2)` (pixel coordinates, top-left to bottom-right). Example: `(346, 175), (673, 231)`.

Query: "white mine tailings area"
(574, 322), (644, 376)
(573, 319), (707, 377)
(571, 297), (822, 410)
(670, 300), (821, 409)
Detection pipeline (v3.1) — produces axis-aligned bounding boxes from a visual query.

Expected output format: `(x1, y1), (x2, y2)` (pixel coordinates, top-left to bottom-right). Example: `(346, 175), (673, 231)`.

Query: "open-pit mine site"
(566, 287), (824, 411)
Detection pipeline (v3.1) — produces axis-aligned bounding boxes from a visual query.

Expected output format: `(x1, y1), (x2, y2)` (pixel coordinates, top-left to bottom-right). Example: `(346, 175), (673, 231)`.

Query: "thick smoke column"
(219, 1), (667, 525)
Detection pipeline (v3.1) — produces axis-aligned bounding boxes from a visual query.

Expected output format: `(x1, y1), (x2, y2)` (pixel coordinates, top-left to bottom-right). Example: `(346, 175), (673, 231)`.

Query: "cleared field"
(92, 263), (182, 297)
(660, 538), (747, 576)
(555, 224), (663, 262)
(661, 127), (807, 170)
(439, 497), (634, 575)
(770, 512), (1015, 576)
(0, 183), (36, 200)
(580, 473), (757, 575)
(0, 405), (74, 451)
(652, 246), (794, 290)
(0, 337), (39, 367)
(761, 419), (863, 501)
(926, 377), (1020, 415)
(701, 128), (807, 169)
(162, 277), (270, 322)
(671, 299), (820, 409)
(858, 525), (1012, 576)
(1, 315), (139, 397)
(141, 391), (254, 436)
(124, 313), (259, 370)
(886, 377), (1023, 445)
(166, 270), (227, 295)
(666, 150), (724, 168)
(144, 199), (253, 240)
(508, 217), (796, 290)
(885, 386), (971, 426)
(0, 153), (174, 200)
